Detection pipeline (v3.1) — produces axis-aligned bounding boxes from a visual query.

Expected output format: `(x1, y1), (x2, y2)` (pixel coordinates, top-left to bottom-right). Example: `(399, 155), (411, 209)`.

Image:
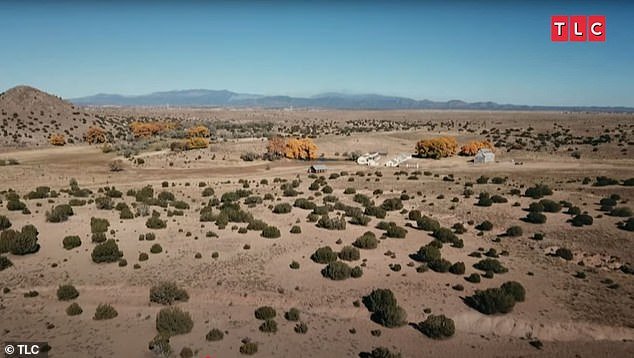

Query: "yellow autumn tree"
(85, 127), (107, 144)
(187, 125), (210, 138)
(285, 138), (318, 160)
(415, 136), (458, 159)
(130, 121), (173, 138)
(459, 140), (494, 156)
(49, 133), (66, 146)
(266, 136), (287, 159)
(184, 137), (209, 150)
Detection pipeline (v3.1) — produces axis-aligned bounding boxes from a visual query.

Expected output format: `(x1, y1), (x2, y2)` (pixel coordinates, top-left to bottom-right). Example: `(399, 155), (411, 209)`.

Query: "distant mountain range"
(67, 89), (634, 112)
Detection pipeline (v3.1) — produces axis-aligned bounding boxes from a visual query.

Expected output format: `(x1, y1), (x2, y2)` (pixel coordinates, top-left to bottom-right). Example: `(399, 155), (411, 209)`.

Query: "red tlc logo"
(551, 15), (605, 42)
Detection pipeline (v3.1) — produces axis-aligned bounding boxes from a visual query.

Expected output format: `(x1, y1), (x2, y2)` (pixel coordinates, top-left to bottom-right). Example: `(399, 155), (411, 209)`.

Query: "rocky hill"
(0, 85), (127, 148)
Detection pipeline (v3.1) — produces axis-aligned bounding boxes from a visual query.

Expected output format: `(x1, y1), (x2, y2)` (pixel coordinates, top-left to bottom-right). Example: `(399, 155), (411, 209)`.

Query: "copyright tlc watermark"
(4, 342), (48, 358)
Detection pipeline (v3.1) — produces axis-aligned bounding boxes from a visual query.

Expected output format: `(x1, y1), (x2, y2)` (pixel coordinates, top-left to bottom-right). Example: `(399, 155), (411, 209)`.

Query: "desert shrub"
(7, 200), (26, 211)
(120, 207), (134, 219)
(150, 243), (163, 254)
(505, 225), (523, 237)
(465, 273), (481, 283)
(465, 288), (516, 314)
(555, 248), (574, 261)
(156, 307), (194, 336)
(476, 220), (493, 231)
(90, 217), (110, 233)
(322, 261), (352, 280)
(338, 246), (360, 261)
(239, 342), (258, 355)
(528, 202), (544, 212)
(272, 203), (292, 214)
(255, 306), (276, 320)
(540, 199), (562, 213)
(417, 314), (455, 339)
(285, 308), (300, 321)
(205, 328), (224, 341)
(408, 210), (422, 221)
(525, 212), (547, 224)
(432, 227), (458, 243)
(289, 225), (301, 234)
(202, 187), (215, 197)
(367, 347), (402, 358)
(619, 218), (634, 232)
(10, 225), (40, 255)
(449, 262), (466, 275)
(146, 216), (167, 229)
(364, 205), (387, 219)
(474, 258), (508, 273)
(259, 319), (278, 333)
(500, 281), (525, 302)
(571, 214), (593, 227)
(66, 302), (83, 316)
(148, 335), (172, 358)
(0, 215), (11, 230)
(490, 195), (507, 203)
(363, 288), (398, 313)
(610, 207), (633, 217)
(139, 252), (149, 261)
(524, 184), (553, 199)
(311, 246), (338, 264)
(0, 256), (13, 271)
(294, 198), (316, 210)
(150, 281), (189, 305)
(94, 303), (118, 320)
(415, 136), (458, 159)
(351, 266), (363, 278)
(0, 230), (16, 253)
(594, 176), (619, 186)
(414, 245), (441, 262)
(363, 288), (407, 328)
(316, 215), (346, 230)
(92, 232), (106, 243)
(261, 225), (281, 239)
(381, 198), (403, 211)
(294, 322), (308, 334)
(428, 258), (452, 273)
(476, 192), (493, 207)
(95, 196), (114, 210)
(62, 236), (81, 250)
(46, 204), (74, 222)
(385, 223), (407, 238)
(417, 216), (441, 231)
(91, 239), (123, 263)
(57, 284), (79, 301)
(353, 231), (378, 249)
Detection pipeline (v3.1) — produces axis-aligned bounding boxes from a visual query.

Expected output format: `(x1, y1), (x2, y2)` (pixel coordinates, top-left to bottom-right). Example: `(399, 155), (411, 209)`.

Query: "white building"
(474, 149), (495, 164)
(357, 152), (381, 166)
(384, 153), (412, 167)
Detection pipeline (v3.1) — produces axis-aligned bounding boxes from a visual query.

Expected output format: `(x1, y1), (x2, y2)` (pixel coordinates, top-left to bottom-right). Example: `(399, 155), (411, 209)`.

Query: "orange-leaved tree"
(285, 138), (318, 160)
(186, 125), (210, 138)
(85, 127), (107, 144)
(130, 121), (173, 138)
(266, 136), (287, 159)
(459, 140), (494, 156)
(184, 137), (209, 150)
(415, 136), (458, 159)
(49, 133), (66, 146)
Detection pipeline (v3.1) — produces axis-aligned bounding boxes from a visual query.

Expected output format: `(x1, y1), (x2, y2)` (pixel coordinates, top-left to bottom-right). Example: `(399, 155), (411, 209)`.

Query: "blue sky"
(0, 0), (632, 106)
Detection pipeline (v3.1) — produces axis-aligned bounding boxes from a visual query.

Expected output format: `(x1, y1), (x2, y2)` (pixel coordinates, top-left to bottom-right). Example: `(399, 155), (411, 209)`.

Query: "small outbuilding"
(308, 164), (328, 173)
(474, 149), (495, 164)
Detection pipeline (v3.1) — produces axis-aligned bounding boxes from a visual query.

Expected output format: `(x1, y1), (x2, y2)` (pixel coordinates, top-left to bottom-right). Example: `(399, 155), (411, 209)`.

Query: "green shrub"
(285, 308), (300, 321)
(259, 319), (278, 333)
(528, 202), (544, 212)
(261, 225), (281, 238)
(465, 287), (516, 314)
(417, 314), (455, 339)
(150, 244), (163, 254)
(91, 232), (107, 243)
(90, 217), (110, 233)
(385, 223), (407, 238)
(156, 307), (194, 336)
(57, 284), (79, 301)
(364, 205), (387, 219)
(290, 225), (301, 234)
(500, 281), (526, 302)
(239, 342), (258, 355)
(610, 207), (633, 217)
(353, 231), (378, 249)
(363, 288), (397, 313)
(449, 262), (466, 275)
(95, 196), (114, 210)
(205, 328), (224, 341)
(0, 255), (13, 271)
(363, 288), (407, 328)
(10, 225), (40, 255)
(316, 215), (347, 230)
(428, 259), (452, 273)
(571, 214), (593, 227)
(368, 347), (401, 358)
(524, 184), (553, 199)
(149, 335), (172, 358)
(465, 273), (481, 283)
(474, 258), (508, 273)
(505, 226), (523, 237)
(146, 216), (167, 229)
(432, 227), (458, 243)
(0, 230), (16, 254)
(246, 219), (267, 231)
(414, 245), (441, 262)
(525, 212), (547, 224)
(0, 215), (11, 230)
(7, 200), (27, 211)
(338, 246), (360, 261)
(381, 198), (403, 211)
(555, 247), (573, 261)
(150, 281), (189, 305)
(66, 302), (83, 316)
(539, 199), (561, 213)
(255, 306), (276, 320)
(62, 235), (81, 250)
(619, 217), (634, 232)
(94, 303), (118, 320)
(294, 322), (308, 334)
(91, 239), (123, 263)
(273, 203), (292, 214)
(311, 246), (338, 264)
(322, 261), (352, 280)
(139, 252), (149, 261)
(351, 266), (363, 278)
(476, 220), (493, 231)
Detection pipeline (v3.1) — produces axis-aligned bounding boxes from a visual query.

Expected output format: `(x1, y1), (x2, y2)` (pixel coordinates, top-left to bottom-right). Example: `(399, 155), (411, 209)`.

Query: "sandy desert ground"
(1, 104), (633, 357)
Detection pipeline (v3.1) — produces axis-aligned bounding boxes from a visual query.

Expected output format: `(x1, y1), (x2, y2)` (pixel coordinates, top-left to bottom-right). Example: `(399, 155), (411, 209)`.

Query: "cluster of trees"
(186, 125), (210, 138)
(459, 140), (494, 156)
(130, 121), (174, 138)
(49, 133), (66, 146)
(266, 136), (318, 160)
(415, 136), (458, 159)
(84, 127), (107, 144)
